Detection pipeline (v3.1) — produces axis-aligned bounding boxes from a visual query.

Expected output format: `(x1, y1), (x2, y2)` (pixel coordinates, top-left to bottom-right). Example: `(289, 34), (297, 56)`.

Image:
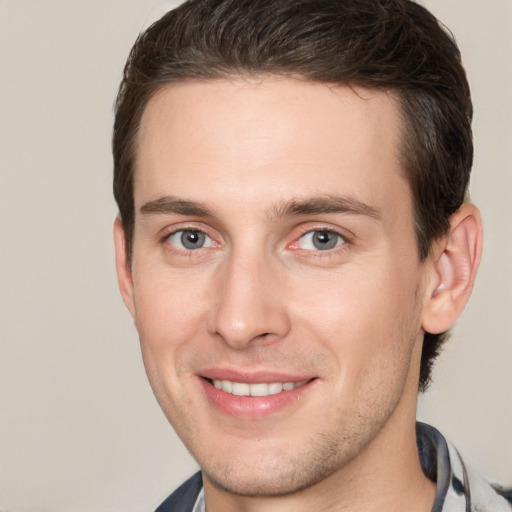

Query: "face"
(116, 78), (435, 496)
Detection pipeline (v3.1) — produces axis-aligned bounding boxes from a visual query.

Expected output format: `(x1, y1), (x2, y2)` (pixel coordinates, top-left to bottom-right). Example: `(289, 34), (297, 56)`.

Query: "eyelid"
(159, 222), (215, 240)
(169, 229), (214, 250)
(160, 223), (221, 253)
(299, 231), (344, 250)
(294, 223), (353, 241)
(288, 224), (353, 253)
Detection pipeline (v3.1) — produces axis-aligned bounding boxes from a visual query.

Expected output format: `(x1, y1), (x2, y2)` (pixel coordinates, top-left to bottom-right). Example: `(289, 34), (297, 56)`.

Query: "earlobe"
(422, 204), (483, 334)
(113, 217), (136, 319)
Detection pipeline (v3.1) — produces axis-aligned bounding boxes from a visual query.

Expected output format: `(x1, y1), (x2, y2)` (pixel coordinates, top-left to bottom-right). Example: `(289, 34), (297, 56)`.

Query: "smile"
(212, 379), (309, 397)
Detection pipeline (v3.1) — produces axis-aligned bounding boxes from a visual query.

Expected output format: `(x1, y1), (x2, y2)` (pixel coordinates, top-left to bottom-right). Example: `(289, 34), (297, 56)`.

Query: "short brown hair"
(113, 0), (473, 390)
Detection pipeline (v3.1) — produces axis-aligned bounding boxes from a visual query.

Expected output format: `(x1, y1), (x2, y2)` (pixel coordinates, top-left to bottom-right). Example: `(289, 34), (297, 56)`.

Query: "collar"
(417, 422), (511, 511)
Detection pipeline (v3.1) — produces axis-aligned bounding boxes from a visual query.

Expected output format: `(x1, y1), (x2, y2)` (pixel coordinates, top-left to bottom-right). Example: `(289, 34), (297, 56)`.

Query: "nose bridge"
(208, 245), (290, 349)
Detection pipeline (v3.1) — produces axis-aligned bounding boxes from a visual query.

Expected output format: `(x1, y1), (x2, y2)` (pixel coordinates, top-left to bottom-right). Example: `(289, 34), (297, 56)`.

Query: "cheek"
(290, 263), (422, 375)
(131, 269), (213, 425)
(131, 266), (211, 375)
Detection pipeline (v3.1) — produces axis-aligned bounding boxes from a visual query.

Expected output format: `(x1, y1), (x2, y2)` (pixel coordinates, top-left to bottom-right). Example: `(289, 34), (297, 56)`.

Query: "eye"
(297, 230), (345, 251)
(167, 230), (214, 250)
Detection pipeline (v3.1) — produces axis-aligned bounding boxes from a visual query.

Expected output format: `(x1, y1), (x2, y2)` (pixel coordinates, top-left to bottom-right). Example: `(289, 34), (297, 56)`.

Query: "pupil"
(313, 231), (337, 250)
(181, 230), (204, 249)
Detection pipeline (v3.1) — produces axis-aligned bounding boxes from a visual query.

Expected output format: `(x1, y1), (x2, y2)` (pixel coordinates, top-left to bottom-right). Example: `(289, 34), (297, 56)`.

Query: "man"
(112, 0), (511, 510)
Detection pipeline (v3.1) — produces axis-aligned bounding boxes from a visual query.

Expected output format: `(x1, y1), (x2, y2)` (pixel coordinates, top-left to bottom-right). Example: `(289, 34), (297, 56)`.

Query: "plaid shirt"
(156, 423), (511, 512)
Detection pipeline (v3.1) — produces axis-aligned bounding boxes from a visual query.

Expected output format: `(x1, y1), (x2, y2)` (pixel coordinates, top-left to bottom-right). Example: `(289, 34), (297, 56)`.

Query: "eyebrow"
(140, 196), (213, 217)
(139, 194), (381, 221)
(270, 195), (382, 220)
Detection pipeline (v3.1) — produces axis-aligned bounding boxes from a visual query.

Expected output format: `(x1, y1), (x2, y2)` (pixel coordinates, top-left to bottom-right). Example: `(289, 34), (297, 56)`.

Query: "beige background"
(0, 0), (510, 510)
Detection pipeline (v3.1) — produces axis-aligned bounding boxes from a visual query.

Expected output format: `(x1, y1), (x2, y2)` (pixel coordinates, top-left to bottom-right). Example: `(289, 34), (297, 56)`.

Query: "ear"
(421, 203), (483, 334)
(113, 217), (136, 319)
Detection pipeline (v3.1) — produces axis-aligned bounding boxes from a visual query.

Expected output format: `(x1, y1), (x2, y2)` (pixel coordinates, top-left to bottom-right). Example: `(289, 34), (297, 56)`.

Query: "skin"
(115, 78), (481, 512)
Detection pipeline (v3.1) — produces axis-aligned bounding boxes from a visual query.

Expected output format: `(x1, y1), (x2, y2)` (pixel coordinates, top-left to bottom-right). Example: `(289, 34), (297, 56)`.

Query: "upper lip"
(199, 368), (315, 384)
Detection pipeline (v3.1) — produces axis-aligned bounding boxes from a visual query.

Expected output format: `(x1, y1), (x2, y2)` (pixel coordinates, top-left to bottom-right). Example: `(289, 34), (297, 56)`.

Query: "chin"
(197, 437), (353, 498)
(204, 466), (327, 498)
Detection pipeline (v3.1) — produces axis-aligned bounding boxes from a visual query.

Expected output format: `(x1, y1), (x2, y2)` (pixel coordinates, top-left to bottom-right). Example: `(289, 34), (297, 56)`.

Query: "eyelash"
(160, 226), (217, 255)
(290, 226), (351, 255)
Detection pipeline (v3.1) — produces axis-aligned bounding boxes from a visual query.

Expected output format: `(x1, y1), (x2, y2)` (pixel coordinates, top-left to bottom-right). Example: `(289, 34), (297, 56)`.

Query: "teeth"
(232, 382), (250, 396)
(211, 379), (308, 397)
(221, 380), (233, 393)
(267, 383), (283, 395)
(249, 383), (268, 396)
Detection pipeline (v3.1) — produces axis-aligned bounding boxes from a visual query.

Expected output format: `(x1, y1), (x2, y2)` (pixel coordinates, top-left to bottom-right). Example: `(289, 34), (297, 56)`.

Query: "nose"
(207, 251), (291, 350)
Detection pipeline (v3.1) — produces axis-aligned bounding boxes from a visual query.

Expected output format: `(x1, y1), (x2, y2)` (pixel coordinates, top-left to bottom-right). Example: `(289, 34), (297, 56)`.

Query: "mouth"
(199, 373), (316, 419)
(210, 378), (310, 397)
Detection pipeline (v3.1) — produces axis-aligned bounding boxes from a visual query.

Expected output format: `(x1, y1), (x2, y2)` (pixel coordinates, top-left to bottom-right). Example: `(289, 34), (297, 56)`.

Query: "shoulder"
(460, 458), (512, 512)
(417, 422), (512, 511)
(154, 472), (203, 512)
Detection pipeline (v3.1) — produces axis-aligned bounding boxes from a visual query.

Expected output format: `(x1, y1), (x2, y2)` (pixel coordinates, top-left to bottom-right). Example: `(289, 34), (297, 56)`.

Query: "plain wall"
(0, 1), (510, 510)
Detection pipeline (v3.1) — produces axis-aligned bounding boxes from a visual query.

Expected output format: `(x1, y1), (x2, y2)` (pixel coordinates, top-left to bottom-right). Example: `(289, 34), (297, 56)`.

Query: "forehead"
(134, 78), (408, 216)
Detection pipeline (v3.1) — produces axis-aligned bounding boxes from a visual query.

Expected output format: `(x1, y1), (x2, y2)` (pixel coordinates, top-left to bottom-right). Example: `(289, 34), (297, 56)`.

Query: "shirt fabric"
(155, 422), (511, 512)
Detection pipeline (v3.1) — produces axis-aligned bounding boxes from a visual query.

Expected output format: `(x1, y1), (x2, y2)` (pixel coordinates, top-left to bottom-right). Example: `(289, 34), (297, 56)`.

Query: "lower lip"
(200, 378), (316, 420)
